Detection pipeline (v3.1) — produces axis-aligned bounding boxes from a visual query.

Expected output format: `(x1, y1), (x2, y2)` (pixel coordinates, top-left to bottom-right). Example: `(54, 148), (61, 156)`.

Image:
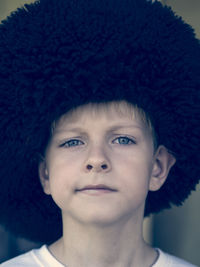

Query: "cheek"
(47, 156), (81, 194)
(115, 148), (153, 175)
(46, 165), (77, 209)
(115, 152), (153, 191)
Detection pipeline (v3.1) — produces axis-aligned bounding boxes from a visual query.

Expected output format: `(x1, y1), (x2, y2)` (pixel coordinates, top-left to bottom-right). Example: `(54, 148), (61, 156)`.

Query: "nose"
(84, 146), (111, 173)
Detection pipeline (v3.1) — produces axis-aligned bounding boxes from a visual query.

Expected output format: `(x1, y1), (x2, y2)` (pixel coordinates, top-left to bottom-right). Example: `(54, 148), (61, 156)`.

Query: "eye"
(60, 139), (84, 147)
(113, 136), (136, 145)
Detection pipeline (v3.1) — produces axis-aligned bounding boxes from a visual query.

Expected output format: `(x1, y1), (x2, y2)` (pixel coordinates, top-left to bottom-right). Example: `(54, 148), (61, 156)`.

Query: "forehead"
(56, 101), (145, 127)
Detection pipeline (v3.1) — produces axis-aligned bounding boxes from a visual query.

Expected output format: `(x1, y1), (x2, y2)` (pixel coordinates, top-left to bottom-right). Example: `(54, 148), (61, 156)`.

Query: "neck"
(49, 215), (157, 267)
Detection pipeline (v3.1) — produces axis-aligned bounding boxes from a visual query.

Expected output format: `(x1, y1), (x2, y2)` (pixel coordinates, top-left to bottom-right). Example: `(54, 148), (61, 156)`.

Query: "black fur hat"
(0, 0), (200, 244)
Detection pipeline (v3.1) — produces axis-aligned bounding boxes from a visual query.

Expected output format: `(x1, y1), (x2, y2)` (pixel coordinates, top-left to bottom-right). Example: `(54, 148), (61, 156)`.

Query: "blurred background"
(0, 0), (200, 265)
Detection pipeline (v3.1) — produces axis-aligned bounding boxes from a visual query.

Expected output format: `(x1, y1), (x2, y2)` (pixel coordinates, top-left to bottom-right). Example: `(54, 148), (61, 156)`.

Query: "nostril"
(86, 163), (108, 171)
(86, 164), (93, 170)
(101, 164), (108, 169)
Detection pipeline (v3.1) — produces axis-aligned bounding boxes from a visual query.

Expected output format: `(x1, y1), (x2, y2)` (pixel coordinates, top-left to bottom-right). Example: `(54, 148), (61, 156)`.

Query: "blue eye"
(60, 139), (84, 147)
(113, 136), (136, 145)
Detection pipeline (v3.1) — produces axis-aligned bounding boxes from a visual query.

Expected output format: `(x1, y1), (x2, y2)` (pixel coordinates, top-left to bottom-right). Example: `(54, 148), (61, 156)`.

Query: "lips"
(76, 184), (117, 192)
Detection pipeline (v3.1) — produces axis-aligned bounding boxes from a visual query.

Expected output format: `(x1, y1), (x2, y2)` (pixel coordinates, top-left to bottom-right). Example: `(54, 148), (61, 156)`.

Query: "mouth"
(75, 184), (117, 195)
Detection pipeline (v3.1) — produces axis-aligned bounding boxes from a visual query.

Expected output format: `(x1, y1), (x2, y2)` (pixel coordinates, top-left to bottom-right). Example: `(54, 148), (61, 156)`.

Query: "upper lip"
(76, 184), (117, 191)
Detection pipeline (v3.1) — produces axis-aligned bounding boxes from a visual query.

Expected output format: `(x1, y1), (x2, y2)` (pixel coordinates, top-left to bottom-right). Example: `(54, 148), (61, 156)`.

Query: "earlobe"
(38, 161), (51, 195)
(149, 145), (176, 191)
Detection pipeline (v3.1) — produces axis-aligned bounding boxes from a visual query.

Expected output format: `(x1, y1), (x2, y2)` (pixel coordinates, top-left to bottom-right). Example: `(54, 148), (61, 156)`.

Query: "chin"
(68, 208), (136, 227)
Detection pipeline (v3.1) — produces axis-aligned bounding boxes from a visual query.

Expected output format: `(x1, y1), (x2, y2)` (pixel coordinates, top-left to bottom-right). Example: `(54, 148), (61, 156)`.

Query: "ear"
(38, 161), (51, 195)
(149, 145), (176, 191)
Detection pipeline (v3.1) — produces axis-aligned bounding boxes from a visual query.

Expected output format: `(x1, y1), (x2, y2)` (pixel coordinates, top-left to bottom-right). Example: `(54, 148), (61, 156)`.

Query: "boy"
(0, 0), (199, 266)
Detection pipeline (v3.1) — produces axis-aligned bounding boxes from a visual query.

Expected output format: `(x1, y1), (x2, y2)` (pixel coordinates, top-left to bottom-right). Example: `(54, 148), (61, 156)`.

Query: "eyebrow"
(54, 124), (143, 134)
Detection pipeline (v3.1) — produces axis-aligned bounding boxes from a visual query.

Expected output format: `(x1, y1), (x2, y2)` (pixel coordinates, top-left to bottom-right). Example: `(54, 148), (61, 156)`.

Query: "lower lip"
(77, 189), (116, 196)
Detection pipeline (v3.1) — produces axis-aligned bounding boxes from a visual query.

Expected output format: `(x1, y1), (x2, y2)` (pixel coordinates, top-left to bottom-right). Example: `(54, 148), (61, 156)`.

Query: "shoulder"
(0, 245), (64, 267)
(154, 248), (199, 267)
(0, 245), (45, 267)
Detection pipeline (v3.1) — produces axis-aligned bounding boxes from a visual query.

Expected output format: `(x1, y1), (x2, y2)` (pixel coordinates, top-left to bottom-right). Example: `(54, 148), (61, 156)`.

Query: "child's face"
(40, 101), (164, 225)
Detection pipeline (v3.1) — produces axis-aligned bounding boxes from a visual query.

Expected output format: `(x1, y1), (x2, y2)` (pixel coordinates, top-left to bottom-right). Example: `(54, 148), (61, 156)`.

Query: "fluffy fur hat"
(0, 0), (200, 243)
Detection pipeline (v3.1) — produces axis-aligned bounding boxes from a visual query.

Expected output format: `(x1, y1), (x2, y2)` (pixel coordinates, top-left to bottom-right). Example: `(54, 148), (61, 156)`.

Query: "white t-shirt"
(0, 245), (198, 267)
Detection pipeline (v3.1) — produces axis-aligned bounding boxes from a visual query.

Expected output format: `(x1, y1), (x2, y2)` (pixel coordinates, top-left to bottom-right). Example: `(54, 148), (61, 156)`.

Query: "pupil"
(120, 138), (128, 144)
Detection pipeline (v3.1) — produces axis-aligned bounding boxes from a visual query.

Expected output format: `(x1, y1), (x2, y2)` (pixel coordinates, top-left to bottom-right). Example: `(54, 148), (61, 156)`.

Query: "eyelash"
(59, 136), (136, 148)
(113, 136), (136, 145)
(59, 139), (84, 148)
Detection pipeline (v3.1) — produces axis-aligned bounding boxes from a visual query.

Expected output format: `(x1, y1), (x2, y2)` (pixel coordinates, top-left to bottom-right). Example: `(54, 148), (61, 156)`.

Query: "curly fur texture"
(0, 0), (200, 243)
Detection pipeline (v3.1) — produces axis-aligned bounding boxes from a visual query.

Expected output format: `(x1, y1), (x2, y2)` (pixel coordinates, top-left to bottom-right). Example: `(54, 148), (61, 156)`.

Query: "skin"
(39, 101), (176, 267)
